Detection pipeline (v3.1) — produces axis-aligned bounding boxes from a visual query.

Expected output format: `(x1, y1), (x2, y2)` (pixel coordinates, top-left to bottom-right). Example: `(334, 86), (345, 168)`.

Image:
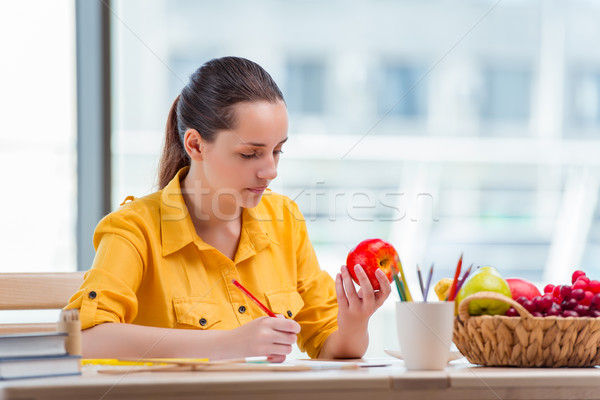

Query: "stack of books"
(0, 332), (81, 380)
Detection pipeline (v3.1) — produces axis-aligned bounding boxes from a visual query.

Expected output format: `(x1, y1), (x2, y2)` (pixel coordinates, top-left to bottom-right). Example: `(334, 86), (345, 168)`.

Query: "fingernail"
(354, 264), (362, 272)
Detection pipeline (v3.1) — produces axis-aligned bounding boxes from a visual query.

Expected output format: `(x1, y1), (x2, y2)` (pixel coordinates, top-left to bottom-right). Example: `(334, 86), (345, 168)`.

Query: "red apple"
(506, 278), (542, 300)
(346, 238), (396, 290)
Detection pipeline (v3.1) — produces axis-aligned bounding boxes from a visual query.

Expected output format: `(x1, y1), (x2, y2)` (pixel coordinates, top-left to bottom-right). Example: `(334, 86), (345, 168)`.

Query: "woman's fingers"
(340, 265), (360, 304)
(336, 272), (349, 311)
(374, 269), (392, 305)
(353, 265), (375, 308)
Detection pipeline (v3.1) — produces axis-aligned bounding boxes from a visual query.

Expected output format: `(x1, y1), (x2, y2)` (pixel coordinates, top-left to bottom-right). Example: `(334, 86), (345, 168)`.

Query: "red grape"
(590, 310), (600, 318)
(582, 291), (594, 306)
(537, 294), (552, 311)
(553, 285), (563, 301)
(516, 296), (529, 306)
(561, 310), (579, 318)
(574, 304), (590, 316)
(589, 280), (600, 294)
(547, 303), (562, 316)
(561, 285), (572, 300)
(571, 288), (585, 301)
(532, 311), (543, 317)
(522, 300), (537, 313)
(573, 279), (589, 291)
(563, 298), (578, 310)
(505, 307), (519, 317)
(579, 276), (591, 284)
(591, 293), (600, 309)
(544, 284), (555, 293)
(572, 270), (586, 284)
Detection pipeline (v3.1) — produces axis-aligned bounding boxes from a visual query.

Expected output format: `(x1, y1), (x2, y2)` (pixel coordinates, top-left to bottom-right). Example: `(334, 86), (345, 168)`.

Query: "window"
(0, 0), (77, 272)
(481, 67), (532, 122)
(285, 60), (326, 115)
(378, 65), (427, 118)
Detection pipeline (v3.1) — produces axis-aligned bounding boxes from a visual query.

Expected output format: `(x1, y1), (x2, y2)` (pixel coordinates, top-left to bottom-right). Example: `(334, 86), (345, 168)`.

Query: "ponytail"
(158, 95), (190, 189)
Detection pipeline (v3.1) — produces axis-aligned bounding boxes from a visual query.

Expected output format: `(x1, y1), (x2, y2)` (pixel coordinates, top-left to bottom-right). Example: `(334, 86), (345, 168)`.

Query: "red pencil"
(232, 279), (276, 317)
(447, 253), (463, 301)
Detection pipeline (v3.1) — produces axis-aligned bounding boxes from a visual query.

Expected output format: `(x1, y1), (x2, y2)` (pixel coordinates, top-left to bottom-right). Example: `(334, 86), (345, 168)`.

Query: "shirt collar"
(160, 167), (273, 260)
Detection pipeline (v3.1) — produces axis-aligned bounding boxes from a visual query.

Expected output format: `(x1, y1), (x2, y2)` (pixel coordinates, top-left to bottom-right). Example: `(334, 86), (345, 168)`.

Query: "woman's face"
(199, 100), (288, 209)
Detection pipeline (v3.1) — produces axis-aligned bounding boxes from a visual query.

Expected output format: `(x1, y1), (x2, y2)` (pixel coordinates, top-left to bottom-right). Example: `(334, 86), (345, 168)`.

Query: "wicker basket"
(453, 291), (600, 367)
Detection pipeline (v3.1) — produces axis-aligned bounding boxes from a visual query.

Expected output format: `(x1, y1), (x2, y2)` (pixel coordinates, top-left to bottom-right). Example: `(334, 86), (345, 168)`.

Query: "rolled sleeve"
(65, 230), (143, 329)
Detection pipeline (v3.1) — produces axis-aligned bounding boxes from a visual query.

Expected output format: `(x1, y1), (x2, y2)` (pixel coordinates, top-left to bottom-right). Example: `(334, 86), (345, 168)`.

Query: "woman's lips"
(247, 187), (267, 194)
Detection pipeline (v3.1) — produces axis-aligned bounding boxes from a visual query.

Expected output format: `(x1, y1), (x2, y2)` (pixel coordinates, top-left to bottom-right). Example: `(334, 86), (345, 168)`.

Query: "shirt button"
(88, 291), (97, 300)
(238, 306), (246, 314)
(287, 310), (293, 318)
(199, 318), (207, 326)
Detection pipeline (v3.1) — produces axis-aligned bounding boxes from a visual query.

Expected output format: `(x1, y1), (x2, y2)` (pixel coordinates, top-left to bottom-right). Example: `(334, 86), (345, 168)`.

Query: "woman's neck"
(180, 168), (242, 230)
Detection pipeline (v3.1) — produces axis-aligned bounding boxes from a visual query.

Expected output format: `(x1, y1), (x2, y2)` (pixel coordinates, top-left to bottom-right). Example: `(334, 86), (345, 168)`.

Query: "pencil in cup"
(232, 279), (276, 317)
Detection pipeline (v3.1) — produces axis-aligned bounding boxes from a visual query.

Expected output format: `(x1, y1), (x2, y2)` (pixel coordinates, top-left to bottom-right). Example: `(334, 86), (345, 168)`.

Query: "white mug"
(396, 301), (454, 370)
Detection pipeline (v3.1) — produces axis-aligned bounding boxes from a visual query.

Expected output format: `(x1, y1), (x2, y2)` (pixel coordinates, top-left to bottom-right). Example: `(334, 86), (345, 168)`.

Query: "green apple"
(456, 266), (512, 316)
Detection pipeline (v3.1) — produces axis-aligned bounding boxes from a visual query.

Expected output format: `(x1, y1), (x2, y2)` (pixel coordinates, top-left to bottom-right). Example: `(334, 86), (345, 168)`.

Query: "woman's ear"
(183, 129), (204, 161)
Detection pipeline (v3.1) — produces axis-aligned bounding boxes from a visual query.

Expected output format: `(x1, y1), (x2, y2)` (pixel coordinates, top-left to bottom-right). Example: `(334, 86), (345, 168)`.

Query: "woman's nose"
(258, 156), (278, 180)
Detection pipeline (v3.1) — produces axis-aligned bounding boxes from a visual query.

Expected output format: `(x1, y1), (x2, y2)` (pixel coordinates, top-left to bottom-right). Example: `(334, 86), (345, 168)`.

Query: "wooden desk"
(2, 360), (600, 400)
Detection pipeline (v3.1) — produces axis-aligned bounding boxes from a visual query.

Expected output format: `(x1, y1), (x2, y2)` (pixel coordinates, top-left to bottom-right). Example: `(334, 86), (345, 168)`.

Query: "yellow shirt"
(66, 167), (338, 358)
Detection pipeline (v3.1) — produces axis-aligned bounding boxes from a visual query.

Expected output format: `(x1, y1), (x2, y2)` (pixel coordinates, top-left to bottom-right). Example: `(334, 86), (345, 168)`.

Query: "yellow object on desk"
(82, 358), (209, 366)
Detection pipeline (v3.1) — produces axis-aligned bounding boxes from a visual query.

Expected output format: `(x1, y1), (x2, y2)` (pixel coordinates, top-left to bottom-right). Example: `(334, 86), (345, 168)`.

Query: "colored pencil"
(391, 265), (405, 301)
(453, 263), (473, 296)
(447, 253), (464, 301)
(396, 257), (413, 301)
(423, 263), (434, 302)
(416, 264), (425, 301)
(232, 279), (276, 317)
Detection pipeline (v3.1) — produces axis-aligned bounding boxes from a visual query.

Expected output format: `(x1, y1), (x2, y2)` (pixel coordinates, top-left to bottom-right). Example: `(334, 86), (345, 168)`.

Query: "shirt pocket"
(264, 287), (305, 319)
(172, 296), (222, 329)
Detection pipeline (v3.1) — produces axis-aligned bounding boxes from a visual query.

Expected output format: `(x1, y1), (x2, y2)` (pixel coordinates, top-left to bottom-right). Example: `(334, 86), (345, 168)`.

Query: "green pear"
(456, 266), (511, 316)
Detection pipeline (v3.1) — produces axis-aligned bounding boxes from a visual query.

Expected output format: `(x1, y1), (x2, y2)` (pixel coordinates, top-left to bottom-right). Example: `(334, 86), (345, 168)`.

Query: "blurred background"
(2, 0), (600, 356)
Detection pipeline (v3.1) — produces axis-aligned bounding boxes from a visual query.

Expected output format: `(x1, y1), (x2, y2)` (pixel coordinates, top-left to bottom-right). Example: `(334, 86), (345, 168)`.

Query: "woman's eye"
(240, 153), (256, 159)
(274, 149), (284, 156)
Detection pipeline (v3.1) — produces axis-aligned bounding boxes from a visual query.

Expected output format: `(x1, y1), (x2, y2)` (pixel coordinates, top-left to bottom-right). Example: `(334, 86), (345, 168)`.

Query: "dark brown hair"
(158, 56), (285, 189)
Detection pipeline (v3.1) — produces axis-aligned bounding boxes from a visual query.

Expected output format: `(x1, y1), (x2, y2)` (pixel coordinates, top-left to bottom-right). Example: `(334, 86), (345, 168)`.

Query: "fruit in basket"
(434, 278), (453, 300)
(506, 270), (600, 318)
(456, 266), (512, 316)
(346, 238), (396, 290)
(506, 278), (541, 300)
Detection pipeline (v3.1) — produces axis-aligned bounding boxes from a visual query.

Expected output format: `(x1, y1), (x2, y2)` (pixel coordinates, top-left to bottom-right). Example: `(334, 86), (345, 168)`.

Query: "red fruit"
(532, 311), (544, 317)
(505, 307), (519, 317)
(539, 294), (553, 311)
(591, 293), (600, 309)
(582, 291), (594, 306)
(547, 303), (562, 316)
(553, 285), (563, 301)
(561, 310), (579, 318)
(516, 296), (529, 305)
(573, 279), (589, 291)
(574, 304), (590, 316)
(506, 278), (542, 300)
(571, 288), (585, 301)
(563, 298), (578, 310)
(543, 284), (555, 293)
(522, 300), (537, 313)
(590, 310), (600, 318)
(346, 238), (396, 290)
(560, 285), (572, 300)
(589, 280), (600, 294)
(572, 270), (586, 284)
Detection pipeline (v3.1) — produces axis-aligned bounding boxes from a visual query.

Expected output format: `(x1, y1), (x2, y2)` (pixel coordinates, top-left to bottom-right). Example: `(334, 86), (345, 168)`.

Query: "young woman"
(66, 56), (391, 361)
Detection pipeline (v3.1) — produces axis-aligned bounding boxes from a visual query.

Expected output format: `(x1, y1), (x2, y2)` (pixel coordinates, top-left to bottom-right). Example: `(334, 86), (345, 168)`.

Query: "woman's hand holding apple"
(335, 264), (391, 339)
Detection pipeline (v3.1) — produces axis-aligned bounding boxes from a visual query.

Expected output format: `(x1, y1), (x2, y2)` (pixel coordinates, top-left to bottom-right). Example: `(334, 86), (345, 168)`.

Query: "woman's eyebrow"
(240, 137), (288, 147)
